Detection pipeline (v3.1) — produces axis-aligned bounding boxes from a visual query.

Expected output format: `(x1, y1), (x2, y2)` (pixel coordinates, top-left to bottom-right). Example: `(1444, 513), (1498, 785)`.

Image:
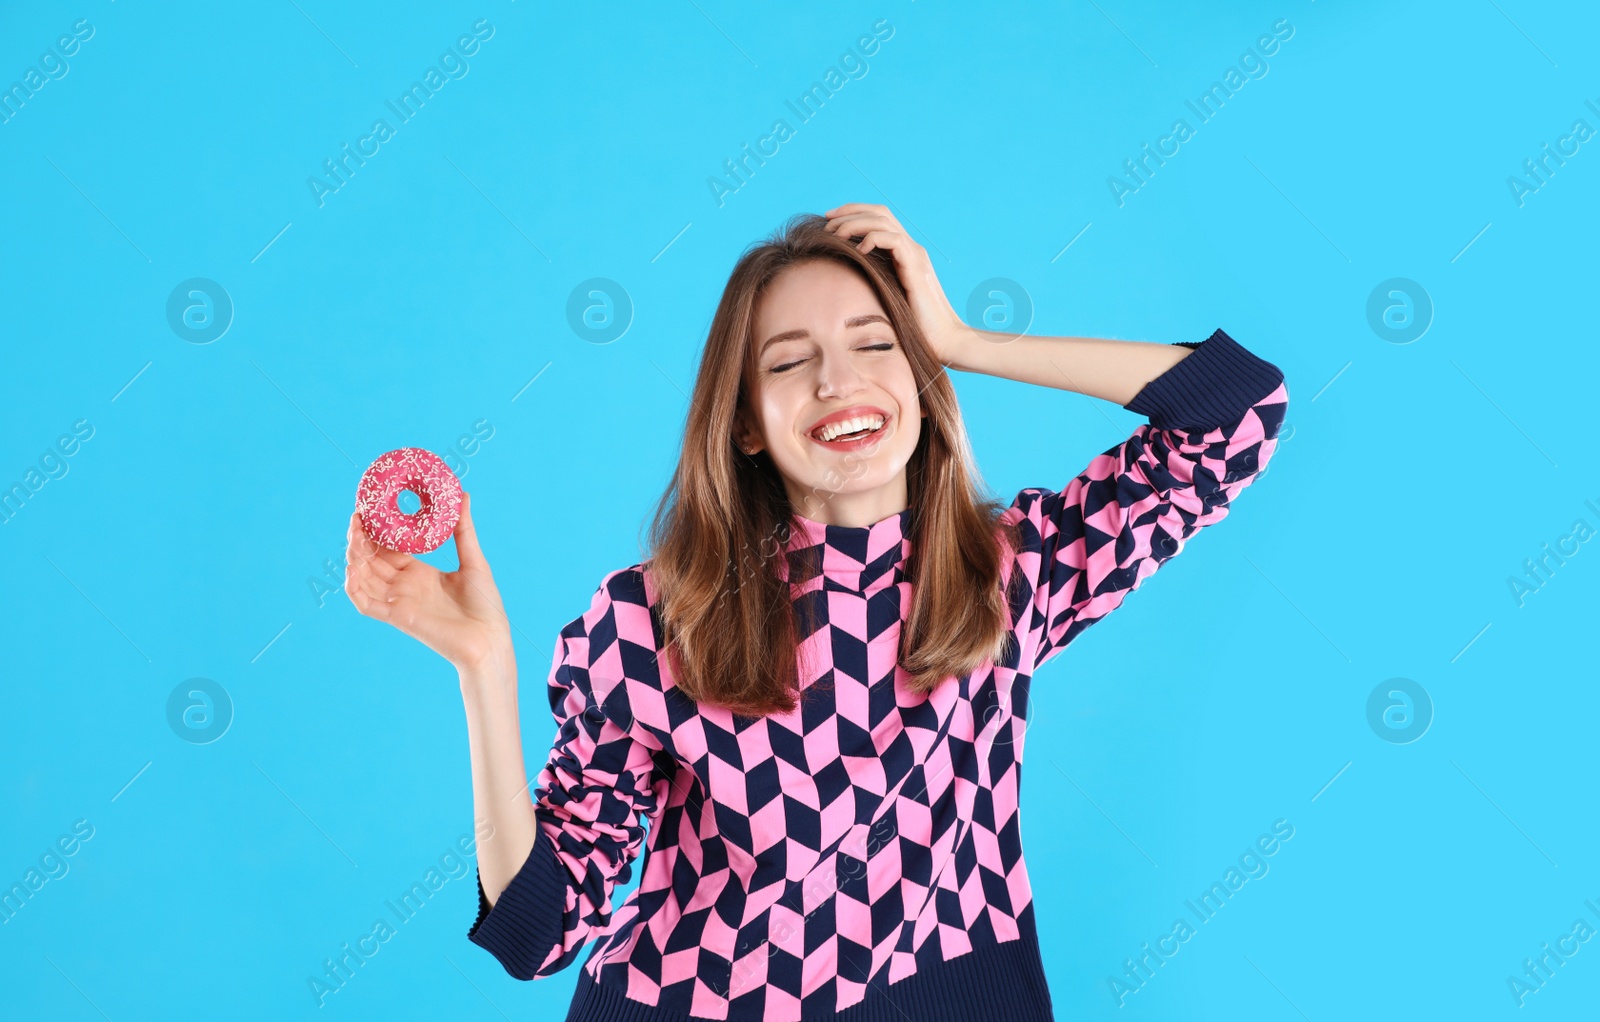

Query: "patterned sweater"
(468, 328), (1288, 1021)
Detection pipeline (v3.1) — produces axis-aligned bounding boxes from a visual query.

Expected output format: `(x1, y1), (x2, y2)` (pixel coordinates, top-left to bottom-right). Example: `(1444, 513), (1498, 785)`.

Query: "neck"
(785, 475), (909, 528)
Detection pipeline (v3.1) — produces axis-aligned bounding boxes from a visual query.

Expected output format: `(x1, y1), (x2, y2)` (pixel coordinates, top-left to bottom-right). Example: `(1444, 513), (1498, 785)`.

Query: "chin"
(803, 458), (908, 495)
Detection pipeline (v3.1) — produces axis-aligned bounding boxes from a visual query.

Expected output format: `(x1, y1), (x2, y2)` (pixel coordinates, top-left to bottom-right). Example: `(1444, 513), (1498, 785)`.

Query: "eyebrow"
(759, 314), (892, 355)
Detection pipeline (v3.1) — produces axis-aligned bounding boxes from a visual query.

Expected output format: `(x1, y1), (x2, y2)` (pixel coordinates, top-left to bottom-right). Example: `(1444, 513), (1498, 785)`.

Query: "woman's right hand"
(344, 491), (512, 672)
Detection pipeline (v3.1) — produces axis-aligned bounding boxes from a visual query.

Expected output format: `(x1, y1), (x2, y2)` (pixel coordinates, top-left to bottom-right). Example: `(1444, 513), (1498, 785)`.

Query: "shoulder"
(548, 561), (673, 739)
(552, 561), (664, 689)
(1002, 487), (1050, 521)
(998, 487), (1056, 548)
(559, 561), (657, 647)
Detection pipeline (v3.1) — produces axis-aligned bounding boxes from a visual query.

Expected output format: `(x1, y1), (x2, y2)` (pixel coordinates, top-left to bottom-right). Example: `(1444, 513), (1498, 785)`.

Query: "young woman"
(344, 204), (1288, 1021)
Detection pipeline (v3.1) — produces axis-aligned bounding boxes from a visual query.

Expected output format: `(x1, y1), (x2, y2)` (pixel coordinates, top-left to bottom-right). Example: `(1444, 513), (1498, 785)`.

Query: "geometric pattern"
(469, 334), (1289, 1021)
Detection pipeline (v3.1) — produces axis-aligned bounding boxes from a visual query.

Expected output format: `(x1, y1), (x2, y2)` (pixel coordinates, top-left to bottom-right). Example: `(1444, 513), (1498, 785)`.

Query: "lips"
(807, 405), (890, 443)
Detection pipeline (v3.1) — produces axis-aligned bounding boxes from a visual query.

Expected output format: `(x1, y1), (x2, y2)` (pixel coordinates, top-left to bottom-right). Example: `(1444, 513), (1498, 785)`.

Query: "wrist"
(941, 323), (985, 373)
(456, 633), (517, 692)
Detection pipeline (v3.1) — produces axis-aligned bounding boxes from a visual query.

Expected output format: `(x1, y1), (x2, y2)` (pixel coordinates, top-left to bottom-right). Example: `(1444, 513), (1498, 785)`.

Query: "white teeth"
(814, 414), (885, 442)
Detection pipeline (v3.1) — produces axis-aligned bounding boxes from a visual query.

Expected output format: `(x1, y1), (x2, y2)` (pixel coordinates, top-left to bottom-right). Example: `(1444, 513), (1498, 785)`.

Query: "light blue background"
(3, 1), (1597, 1018)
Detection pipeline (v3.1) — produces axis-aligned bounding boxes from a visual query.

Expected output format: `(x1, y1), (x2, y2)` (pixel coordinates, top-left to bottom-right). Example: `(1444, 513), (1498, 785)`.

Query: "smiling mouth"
(810, 413), (887, 443)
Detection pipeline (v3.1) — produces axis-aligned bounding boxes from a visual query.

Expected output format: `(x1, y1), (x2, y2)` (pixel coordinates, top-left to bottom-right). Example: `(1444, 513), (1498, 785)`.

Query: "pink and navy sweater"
(468, 328), (1288, 1021)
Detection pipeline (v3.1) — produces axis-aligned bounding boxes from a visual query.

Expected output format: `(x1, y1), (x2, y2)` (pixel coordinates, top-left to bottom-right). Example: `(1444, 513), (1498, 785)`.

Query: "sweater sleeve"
(466, 573), (668, 980)
(1003, 328), (1289, 675)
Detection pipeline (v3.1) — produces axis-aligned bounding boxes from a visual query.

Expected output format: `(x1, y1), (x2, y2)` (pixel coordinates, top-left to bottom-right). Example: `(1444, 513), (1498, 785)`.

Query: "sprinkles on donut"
(355, 447), (464, 554)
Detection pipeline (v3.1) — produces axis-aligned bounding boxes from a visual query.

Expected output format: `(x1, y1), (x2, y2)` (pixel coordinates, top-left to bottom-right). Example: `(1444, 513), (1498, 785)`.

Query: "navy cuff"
(467, 825), (569, 980)
(1123, 328), (1284, 431)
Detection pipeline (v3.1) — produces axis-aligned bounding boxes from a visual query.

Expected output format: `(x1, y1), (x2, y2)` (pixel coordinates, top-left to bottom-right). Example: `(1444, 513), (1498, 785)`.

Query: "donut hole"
(397, 488), (424, 515)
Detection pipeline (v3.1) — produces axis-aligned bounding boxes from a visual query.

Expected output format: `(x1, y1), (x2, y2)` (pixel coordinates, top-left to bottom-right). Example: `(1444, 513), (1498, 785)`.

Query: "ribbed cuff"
(1123, 327), (1285, 431)
(467, 824), (568, 980)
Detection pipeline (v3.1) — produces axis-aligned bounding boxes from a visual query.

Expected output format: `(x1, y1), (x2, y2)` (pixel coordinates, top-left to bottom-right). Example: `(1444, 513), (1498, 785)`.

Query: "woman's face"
(739, 259), (924, 526)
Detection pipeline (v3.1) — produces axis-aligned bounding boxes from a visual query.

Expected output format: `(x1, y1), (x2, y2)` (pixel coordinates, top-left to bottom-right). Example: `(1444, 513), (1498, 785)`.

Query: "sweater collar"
(783, 507), (912, 593)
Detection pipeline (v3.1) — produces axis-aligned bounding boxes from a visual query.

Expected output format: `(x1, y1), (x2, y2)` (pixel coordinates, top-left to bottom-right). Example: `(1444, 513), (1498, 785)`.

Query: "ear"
(734, 417), (764, 455)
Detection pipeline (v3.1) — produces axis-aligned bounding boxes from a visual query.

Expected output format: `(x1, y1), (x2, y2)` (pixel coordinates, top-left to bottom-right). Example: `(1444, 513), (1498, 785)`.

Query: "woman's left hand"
(823, 203), (972, 368)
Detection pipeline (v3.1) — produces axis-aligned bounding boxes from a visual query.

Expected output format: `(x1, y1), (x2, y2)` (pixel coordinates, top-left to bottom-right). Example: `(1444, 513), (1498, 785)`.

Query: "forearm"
(459, 641), (540, 907)
(944, 323), (1194, 405)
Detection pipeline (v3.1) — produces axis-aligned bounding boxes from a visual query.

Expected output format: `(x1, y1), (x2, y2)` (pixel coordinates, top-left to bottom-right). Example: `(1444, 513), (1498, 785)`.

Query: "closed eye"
(768, 342), (896, 375)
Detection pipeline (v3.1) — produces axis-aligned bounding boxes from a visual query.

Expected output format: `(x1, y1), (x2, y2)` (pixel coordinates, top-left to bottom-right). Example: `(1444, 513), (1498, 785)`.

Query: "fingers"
(824, 206), (892, 225)
(825, 214), (923, 258)
(824, 206), (901, 237)
(452, 491), (489, 573)
(346, 511), (415, 576)
(826, 213), (897, 240)
(824, 202), (892, 220)
(853, 229), (899, 256)
(347, 538), (401, 583)
(346, 543), (399, 589)
(345, 546), (401, 599)
(347, 517), (399, 582)
(354, 550), (399, 584)
(344, 512), (425, 622)
(854, 228), (928, 259)
(344, 570), (392, 620)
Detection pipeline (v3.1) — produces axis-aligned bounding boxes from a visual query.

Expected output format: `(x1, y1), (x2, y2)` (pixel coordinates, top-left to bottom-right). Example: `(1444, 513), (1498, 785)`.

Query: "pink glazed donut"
(355, 448), (463, 554)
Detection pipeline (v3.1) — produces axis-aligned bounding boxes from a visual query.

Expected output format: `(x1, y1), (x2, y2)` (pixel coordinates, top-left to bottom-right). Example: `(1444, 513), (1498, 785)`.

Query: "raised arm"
(818, 204), (1288, 673)
(942, 323), (1198, 404)
(458, 645), (540, 913)
(992, 328), (1288, 672)
(347, 502), (663, 980)
(819, 202), (1206, 404)
(344, 494), (538, 903)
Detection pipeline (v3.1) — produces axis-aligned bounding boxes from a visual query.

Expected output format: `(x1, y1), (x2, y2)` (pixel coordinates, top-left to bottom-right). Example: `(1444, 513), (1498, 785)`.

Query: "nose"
(815, 348), (866, 399)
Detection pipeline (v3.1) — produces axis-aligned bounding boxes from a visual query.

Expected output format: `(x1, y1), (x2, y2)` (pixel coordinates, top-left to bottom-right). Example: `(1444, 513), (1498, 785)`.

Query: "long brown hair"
(646, 212), (1019, 715)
